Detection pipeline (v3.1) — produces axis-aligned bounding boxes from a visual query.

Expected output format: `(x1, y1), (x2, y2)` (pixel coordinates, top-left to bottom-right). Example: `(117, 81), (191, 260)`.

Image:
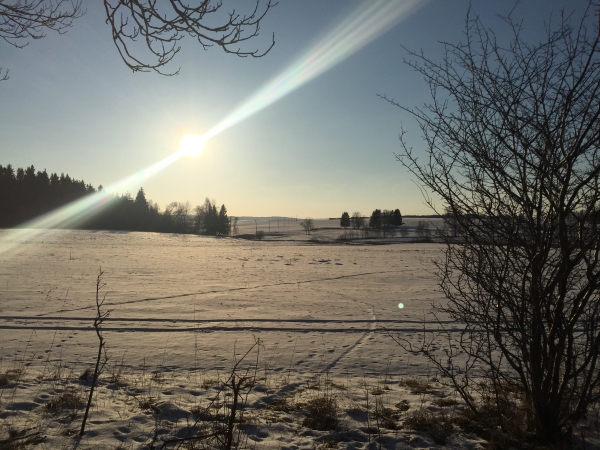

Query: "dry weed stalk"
(155, 339), (261, 450)
(79, 268), (112, 437)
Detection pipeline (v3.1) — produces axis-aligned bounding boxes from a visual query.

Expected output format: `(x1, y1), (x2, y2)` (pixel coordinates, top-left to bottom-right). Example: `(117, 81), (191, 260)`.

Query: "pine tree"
(218, 205), (230, 235)
(340, 212), (350, 228)
(392, 209), (402, 226)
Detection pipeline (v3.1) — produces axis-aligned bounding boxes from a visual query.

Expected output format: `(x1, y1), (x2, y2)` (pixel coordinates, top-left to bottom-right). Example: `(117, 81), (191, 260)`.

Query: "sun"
(179, 134), (205, 156)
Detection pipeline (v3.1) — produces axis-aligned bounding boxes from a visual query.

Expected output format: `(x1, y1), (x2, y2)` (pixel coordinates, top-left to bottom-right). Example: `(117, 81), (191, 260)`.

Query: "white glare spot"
(398, 303), (404, 309)
(180, 134), (204, 156)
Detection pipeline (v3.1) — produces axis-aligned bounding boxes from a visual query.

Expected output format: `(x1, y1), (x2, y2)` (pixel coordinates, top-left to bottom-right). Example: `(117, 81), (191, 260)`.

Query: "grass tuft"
(398, 376), (435, 395)
(395, 399), (410, 412)
(404, 408), (453, 445)
(46, 388), (84, 414)
(302, 394), (339, 431)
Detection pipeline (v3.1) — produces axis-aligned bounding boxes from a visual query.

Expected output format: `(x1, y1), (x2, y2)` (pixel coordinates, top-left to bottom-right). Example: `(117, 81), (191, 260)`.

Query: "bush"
(404, 409), (453, 445)
(46, 388), (84, 414)
(302, 395), (338, 431)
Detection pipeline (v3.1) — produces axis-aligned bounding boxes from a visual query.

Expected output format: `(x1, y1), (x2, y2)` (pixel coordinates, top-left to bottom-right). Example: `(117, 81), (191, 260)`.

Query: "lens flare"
(0, 152), (181, 256)
(203, 0), (425, 141)
(179, 134), (204, 156)
(0, 0), (426, 257)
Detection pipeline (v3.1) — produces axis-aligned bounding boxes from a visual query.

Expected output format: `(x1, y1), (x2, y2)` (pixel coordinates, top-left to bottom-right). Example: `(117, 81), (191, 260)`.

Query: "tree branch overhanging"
(102, 0), (276, 75)
(0, 0), (83, 47)
(0, 0), (276, 78)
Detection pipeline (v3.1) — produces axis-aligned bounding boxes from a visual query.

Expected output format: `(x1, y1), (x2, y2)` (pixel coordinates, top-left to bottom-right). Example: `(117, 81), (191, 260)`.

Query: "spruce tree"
(340, 212), (350, 228)
(218, 204), (230, 235)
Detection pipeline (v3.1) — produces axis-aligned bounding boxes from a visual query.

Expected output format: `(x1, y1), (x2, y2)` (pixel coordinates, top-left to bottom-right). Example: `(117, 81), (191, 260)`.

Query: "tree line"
(0, 164), (231, 236)
(340, 209), (403, 229)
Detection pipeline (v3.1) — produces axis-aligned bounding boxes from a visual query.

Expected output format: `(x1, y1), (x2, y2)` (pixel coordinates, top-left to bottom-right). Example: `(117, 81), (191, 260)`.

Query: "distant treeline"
(340, 209), (403, 229)
(0, 164), (231, 235)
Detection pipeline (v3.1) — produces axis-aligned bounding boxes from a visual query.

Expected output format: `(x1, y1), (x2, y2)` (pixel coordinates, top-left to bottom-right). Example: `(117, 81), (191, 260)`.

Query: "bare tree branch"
(102, 0), (276, 75)
(0, 0), (83, 47)
(384, 1), (600, 443)
(0, 0), (276, 79)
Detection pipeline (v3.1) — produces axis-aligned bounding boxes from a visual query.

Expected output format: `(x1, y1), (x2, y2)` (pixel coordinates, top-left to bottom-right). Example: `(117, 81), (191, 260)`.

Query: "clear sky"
(0, 0), (586, 218)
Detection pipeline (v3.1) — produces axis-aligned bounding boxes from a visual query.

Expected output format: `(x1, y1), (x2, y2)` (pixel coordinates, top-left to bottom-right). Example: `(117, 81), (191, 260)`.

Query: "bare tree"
(300, 217), (315, 235)
(1, 0), (275, 79)
(384, 3), (600, 443)
(176, 201), (191, 233)
(398, 225), (409, 238)
(0, 0), (83, 80)
(193, 204), (205, 234)
(350, 211), (364, 230)
(165, 201), (189, 233)
(232, 216), (239, 236)
(414, 220), (431, 238)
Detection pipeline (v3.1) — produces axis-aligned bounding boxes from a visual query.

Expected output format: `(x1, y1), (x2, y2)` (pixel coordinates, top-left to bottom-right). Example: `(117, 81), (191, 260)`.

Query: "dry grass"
(398, 376), (435, 395)
(138, 397), (161, 414)
(371, 386), (385, 396)
(0, 428), (45, 450)
(404, 408), (453, 445)
(302, 394), (339, 431)
(432, 396), (460, 407)
(201, 378), (218, 389)
(268, 396), (296, 413)
(395, 399), (410, 412)
(0, 369), (22, 386)
(46, 388), (84, 414)
(78, 367), (92, 382)
(373, 400), (400, 430)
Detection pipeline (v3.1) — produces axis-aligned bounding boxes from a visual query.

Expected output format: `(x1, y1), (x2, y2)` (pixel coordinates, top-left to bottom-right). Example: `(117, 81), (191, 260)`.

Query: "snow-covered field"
(0, 222), (592, 449)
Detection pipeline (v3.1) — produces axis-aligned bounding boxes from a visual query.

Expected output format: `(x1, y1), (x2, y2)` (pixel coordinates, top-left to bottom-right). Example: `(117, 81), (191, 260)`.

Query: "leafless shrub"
(384, 2), (600, 444)
(79, 268), (112, 436)
(156, 340), (262, 450)
(351, 212), (365, 229)
(337, 230), (360, 241)
(300, 218), (316, 235)
(414, 220), (431, 238)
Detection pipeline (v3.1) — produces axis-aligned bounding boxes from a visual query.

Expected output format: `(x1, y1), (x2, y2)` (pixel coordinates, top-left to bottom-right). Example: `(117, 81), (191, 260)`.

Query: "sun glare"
(179, 134), (205, 156)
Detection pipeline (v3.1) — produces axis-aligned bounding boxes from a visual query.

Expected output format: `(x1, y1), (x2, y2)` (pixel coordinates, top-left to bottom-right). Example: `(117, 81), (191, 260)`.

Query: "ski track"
(319, 300), (378, 374)
(0, 325), (461, 333)
(34, 270), (400, 316)
(0, 316), (456, 324)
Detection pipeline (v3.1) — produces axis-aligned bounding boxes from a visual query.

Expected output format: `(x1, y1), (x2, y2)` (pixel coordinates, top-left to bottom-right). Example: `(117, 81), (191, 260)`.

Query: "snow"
(0, 224), (595, 448)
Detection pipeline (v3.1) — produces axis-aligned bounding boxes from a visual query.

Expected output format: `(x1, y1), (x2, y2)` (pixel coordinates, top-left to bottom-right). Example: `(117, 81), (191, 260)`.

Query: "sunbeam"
(0, 152), (182, 256)
(203, 0), (425, 141)
(0, 0), (426, 256)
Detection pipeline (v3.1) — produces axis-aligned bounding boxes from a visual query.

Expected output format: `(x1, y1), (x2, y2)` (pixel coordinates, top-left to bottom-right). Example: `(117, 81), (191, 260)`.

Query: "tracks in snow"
(34, 270), (401, 316)
(0, 316), (461, 333)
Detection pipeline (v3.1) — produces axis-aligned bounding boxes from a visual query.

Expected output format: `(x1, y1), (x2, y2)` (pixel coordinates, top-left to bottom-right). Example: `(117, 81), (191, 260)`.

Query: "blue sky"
(0, 0), (586, 217)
